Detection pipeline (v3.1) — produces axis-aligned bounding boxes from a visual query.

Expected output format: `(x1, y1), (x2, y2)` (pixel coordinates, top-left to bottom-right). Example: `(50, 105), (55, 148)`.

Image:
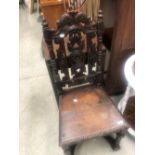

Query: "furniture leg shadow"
(104, 131), (125, 150)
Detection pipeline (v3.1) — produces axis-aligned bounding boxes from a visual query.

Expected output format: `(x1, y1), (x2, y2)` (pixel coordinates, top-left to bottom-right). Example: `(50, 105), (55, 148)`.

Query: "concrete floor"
(19, 7), (135, 155)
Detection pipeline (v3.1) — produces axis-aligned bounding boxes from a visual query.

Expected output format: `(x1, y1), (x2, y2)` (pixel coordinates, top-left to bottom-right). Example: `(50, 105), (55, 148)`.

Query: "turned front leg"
(63, 144), (76, 155)
(104, 131), (125, 150)
(113, 131), (125, 150)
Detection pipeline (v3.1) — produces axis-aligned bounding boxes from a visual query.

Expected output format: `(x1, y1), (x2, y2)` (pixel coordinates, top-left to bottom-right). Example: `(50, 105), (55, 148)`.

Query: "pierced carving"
(42, 9), (106, 91)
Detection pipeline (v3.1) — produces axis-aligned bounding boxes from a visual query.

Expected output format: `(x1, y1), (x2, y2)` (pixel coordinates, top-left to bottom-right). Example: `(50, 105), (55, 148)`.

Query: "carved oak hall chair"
(42, 9), (129, 155)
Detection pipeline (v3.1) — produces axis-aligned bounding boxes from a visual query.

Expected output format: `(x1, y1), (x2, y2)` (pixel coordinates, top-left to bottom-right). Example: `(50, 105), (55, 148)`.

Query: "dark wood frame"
(42, 9), (107, 103)
(42, 9), (128, 155)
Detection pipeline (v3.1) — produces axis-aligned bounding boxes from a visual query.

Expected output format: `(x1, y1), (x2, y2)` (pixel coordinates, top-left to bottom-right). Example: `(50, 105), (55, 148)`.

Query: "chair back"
(42, 9), (106, 93)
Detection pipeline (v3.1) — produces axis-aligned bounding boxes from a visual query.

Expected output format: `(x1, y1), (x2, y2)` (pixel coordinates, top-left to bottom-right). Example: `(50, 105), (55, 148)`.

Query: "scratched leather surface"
(59, 85), (129, 147)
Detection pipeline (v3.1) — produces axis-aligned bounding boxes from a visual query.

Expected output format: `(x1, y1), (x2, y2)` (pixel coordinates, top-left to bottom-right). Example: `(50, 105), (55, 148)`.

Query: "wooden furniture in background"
(40, 0), (68, 28)
(42, 9), (129, 155)
(124, 96), (135, 130)
(104, 0), (135, 94)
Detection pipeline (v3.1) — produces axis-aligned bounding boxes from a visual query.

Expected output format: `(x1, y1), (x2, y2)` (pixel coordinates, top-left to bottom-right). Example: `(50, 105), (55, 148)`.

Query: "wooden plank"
(105, 0), (135, 94)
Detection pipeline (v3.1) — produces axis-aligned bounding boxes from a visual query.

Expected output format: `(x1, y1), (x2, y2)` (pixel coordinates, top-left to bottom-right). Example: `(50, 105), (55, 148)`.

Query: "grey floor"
(19, 7), (135, 155)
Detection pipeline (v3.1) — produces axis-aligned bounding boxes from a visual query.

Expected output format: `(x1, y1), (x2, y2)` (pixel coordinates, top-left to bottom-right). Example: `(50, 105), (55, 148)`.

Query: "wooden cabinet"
(40, 0), (67, 28)
(102, 0), (135, 94)
(124, 96), (135, 129)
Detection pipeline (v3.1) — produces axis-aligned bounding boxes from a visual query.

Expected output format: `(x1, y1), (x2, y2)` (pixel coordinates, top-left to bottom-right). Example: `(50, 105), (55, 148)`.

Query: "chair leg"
(104, 131), (125, 150)
(113, 132), (125, 150)
(70, 145), (76, 155)
(63, 144), (76, 155)
(30, 0), (34, 14)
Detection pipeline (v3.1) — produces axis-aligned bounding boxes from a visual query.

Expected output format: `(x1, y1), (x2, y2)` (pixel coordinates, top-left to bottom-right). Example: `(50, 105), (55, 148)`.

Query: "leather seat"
(59, 85), (129, 147)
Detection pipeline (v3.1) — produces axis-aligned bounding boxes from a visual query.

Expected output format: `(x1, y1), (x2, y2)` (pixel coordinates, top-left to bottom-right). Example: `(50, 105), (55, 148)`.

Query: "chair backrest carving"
(42, 9), (106, 92)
